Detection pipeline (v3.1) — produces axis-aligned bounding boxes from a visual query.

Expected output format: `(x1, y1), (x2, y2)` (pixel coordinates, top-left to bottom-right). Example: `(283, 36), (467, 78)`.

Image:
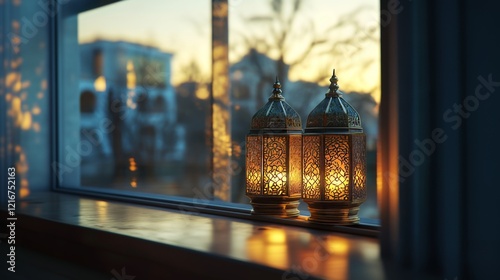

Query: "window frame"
(49, 0), (382, 235)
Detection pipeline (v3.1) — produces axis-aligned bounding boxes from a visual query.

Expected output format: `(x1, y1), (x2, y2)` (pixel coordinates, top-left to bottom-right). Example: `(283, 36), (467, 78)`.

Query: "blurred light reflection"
(94, 75), (107, 92)
(247, 228), (289, 269)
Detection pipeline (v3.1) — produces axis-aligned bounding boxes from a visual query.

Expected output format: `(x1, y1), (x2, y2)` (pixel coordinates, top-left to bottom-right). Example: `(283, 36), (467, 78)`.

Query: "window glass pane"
(58, 0), (380, 221)
(58, 0), (212, 197)
(228, 0), (380, 220)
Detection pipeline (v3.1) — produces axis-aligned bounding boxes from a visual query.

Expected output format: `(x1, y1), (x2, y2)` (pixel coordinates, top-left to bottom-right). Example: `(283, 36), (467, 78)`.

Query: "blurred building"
(78, 40), (185, 183)
(230, 49), (378, 150)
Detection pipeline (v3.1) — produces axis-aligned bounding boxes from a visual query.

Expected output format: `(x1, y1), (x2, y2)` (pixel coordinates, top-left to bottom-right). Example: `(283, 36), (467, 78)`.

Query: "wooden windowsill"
(0, 191), (413, 280)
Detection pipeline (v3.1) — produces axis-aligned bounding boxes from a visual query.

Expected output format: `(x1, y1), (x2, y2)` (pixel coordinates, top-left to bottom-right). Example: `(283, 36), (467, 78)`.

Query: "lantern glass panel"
(288, 135), (303, 197)
(303, 135), (321, 200)
(263, 136), (288, 196)
(352, 134), (367, 201)
(324, 135), (350, 201)
(246, 135), (262, 195)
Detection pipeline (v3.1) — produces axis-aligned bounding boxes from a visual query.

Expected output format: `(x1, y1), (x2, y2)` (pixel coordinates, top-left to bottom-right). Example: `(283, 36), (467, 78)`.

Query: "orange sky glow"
(78, 0), (380, 103)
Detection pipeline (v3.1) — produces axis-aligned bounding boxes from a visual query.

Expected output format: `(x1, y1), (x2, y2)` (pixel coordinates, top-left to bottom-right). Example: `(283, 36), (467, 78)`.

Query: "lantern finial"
(327, 68), (341, 97)
(270, 76), (284, 100)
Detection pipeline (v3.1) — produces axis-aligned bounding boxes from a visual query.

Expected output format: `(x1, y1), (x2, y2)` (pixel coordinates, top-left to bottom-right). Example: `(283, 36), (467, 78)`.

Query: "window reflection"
(247, 228), (289, 269)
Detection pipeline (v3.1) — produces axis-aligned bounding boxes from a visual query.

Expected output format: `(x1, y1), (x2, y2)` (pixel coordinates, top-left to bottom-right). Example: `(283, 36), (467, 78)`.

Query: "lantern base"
(249, 197), (300, 218)
(306, 202), (361, 225)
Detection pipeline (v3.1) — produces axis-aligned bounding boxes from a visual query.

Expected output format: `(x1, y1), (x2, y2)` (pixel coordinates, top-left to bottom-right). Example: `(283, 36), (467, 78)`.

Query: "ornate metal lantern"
(302, 69), (367, 225)
(245, 78), (303, 217)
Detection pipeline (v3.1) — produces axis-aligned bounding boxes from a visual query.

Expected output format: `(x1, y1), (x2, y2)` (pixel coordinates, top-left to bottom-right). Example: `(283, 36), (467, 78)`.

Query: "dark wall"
(390, 0), (500, 278)
(463, 0), (500, 278)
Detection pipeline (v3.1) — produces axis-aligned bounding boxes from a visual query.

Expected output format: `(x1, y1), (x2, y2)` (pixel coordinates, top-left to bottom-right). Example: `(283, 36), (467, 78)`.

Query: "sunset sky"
(78, 0), (380, 103)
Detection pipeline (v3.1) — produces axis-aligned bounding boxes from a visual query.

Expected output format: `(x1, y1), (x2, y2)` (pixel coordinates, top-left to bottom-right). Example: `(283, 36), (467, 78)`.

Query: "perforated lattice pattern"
(352, 134), (367, 201)
(324, 135), (350, 200)
(288, 135), (302, 196)
(303, 135), (321, 199)
(245, 136), (262, 195)
(263, 136), (287, 195)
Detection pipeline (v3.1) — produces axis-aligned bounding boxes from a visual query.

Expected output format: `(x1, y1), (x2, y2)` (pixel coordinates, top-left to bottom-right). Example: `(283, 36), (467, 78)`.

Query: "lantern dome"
(305, 69), (362, 131)
(250, 78), (302, 132)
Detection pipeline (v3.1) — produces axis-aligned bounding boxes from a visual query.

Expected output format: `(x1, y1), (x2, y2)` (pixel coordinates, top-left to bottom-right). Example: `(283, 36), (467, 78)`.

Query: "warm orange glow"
(129, 157), (138, 188)
(327, 161), (348, 185)
(32, 105), (41, 115)
(20, 112), (32, 130)
(265, 170), (286, 193)
(326, 237), (350, 255)
(267, 229), (286, 244)
(6, 72), (22, 93)
(325, 160), (349, 199)
(13, 80), (22, 92)
(212, 103), (231, 201)
(126, 60), (134, 71)
(304, 174), (320, 191)
(96, 200), (108, 222)
(212, 5), (231, 201)
(126, 60), (136, 89)
(323, 135), (350, 201)
(16, 144), (30, 200)
(20, 178), (30, 198)
(246, 170), (260, 187)
(6, 72), (18, 87)
(302, 135), (321, 199)
(129, 157), (137, 171)
(195, 85), (209, 100)
(94, 75), (107, 92)
(17, 152), (28, 174)
(322, 239), (349, 278)
(288, 135), (303, 196)
(96, 201), (108, 207)
(262, 136), (288, 196)
(9, 96), (20, 119)
(245, 136), (262, 195)
(247, 228), (289, 269)
(270, 171), (286, 182)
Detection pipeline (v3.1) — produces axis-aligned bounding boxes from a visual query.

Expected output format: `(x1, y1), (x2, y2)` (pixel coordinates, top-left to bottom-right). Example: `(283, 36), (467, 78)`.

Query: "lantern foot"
(306, 204), (361, 225)
(249, 197), (300, 218)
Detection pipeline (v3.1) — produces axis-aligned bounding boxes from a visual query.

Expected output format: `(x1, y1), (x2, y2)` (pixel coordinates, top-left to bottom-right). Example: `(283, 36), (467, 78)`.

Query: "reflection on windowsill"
(15, 191), (383, 280)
